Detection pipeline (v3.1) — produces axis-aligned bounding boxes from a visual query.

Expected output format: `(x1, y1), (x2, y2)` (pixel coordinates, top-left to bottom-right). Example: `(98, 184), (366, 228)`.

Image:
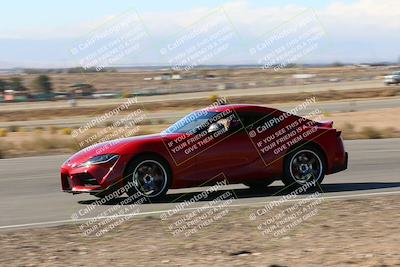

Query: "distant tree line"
(0, 77), (26, 93)
(0, 75), (53, 94)
(66, 67), (115, 73)
(22, 67), (116, 74)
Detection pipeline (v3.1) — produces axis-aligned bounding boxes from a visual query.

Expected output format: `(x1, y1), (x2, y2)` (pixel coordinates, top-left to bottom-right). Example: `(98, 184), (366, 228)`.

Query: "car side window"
(237, 112), (269, 129)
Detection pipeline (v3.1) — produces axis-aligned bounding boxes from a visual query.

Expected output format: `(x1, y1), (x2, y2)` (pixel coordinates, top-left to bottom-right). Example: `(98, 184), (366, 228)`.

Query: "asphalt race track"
(0, 138), (399, 230)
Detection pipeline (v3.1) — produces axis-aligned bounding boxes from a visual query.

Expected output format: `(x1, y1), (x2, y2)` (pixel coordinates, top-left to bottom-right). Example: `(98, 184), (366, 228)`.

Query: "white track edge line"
(0, 190), (399, 230)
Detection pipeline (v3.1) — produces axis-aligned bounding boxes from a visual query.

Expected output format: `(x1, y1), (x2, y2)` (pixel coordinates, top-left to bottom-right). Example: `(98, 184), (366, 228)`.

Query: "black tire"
(244, 180), (274, 191)
(282, 146), (326, 189)
(125, 154), (171, 202)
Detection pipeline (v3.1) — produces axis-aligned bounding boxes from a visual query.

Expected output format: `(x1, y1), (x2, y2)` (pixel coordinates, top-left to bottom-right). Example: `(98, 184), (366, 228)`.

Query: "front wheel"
(125, 155), (171, 202)
(282, 146), (326, 188)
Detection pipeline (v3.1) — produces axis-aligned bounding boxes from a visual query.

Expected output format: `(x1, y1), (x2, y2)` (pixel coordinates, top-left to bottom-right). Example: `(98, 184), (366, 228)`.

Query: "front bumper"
(61, 173), (103, 194)
(61, 155), (128, 194)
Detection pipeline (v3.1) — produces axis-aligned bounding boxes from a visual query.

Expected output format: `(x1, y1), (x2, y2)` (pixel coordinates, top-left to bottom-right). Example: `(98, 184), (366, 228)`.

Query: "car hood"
(62, 132), (184, 168)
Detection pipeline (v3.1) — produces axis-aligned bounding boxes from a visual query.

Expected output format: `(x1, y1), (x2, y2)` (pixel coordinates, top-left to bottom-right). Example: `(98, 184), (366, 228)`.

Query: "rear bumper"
(331, 152), (348, 174)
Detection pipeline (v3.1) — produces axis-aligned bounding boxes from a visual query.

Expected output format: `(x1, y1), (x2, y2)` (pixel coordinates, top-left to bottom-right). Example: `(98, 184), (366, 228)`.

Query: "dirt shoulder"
(1, 194), (399, 267)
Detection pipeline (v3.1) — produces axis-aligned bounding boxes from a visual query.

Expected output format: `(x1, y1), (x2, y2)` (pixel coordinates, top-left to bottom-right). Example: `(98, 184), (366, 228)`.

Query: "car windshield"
(163, 111), (218, 134)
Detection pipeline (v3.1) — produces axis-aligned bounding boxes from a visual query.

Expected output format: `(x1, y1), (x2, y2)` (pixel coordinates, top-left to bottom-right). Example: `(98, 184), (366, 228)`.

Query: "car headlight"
(76, 154), (119, 168)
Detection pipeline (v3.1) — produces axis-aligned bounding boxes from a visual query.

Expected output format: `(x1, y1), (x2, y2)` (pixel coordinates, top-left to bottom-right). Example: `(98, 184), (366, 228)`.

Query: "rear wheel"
(282, 146), (326, 188)
(125, 155), (171, 201)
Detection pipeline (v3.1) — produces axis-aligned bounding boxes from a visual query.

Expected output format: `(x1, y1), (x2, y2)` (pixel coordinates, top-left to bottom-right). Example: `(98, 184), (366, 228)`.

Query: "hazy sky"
(0, 0), (399, 68)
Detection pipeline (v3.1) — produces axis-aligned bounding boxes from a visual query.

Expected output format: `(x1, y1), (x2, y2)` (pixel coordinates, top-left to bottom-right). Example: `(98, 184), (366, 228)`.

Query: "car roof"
(203, 104), (275, 113)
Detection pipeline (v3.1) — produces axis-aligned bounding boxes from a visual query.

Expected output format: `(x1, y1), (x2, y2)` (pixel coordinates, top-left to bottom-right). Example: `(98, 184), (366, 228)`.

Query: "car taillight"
(318, 120), (333, 128)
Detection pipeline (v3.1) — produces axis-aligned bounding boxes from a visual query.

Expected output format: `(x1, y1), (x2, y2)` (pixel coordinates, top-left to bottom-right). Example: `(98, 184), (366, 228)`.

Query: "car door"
(194, 111), (267, 183)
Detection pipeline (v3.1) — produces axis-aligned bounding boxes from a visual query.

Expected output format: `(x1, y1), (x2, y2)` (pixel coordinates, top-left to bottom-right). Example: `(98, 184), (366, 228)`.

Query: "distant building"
(171, 74), (182, 80)
(3, 89), (29, 102)
(292, 74), (316, 79)
(69, 83), (96, 97)
(153, 73), (182, 81)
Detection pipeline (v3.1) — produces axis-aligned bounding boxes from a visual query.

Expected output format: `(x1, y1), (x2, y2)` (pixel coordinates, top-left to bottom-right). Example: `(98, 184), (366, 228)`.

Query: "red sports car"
(61, 104), (348, 200)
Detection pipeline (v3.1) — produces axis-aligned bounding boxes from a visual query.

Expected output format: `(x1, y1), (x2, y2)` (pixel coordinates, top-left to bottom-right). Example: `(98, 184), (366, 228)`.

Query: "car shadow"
(78, 182), (400, 205)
